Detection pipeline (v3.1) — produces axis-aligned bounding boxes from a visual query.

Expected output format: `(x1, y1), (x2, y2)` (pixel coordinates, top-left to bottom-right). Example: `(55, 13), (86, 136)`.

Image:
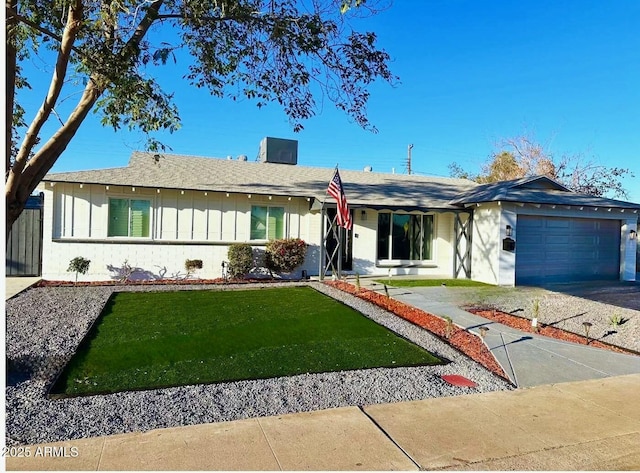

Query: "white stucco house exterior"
(39, 140), (639, 285)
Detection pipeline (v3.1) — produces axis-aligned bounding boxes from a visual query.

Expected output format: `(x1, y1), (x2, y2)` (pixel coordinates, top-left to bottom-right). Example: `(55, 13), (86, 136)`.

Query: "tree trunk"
(6, 79), (103, 242)
(5, 194), (25, 242)
(5, 0), (160, 239)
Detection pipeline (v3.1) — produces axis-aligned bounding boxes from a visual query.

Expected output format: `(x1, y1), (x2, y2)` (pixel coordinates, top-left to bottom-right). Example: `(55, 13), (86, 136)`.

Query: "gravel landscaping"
(5, 282), (512, 446)
(460, 284), (640, 353)
(371, 281), (639, 354)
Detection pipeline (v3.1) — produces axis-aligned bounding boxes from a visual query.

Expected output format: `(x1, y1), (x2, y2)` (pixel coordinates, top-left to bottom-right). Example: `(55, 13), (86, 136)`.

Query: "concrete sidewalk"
(5, 277), (41, 300)
(6, 374), (640, 471)
(363, 281), (640, 388)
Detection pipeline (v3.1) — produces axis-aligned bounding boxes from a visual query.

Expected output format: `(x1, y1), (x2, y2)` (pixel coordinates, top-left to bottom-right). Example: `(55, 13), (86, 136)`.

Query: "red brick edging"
(324, 281), (510, 382)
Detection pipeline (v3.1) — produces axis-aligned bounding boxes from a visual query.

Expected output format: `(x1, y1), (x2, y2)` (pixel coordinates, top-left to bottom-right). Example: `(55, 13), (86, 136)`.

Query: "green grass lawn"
(373, 278), (493, 288)
(51, 286), (441, 396)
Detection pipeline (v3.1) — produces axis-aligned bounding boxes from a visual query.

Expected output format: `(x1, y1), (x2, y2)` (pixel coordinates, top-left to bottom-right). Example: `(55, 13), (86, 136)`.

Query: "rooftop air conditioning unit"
(258, 137), (298, 165)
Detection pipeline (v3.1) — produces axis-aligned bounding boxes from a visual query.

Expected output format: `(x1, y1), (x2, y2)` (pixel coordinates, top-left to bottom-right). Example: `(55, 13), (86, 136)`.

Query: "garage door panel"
(571, 220), (597, 231)
(546, 217), (570, 226)
(568, 236), (599, 246)
(515, 215), (620, 285)
(546, 235), (572, 245)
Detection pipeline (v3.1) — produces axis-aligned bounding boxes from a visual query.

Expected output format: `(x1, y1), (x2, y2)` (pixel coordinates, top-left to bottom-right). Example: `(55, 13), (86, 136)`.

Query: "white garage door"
(515, 215), (621, 285)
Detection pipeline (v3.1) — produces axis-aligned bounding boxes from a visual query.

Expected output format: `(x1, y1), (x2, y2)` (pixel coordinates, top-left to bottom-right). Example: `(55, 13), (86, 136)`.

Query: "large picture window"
(108, 198), (151, 237)
(377, 213), (434, 261)
(250, 206), (284, 240)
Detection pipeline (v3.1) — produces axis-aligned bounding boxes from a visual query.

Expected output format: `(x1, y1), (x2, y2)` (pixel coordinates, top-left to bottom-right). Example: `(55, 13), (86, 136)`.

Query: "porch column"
(620, 219), (638, 281)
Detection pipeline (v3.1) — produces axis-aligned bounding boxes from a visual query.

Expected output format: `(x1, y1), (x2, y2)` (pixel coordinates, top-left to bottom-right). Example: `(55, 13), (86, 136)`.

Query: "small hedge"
(227, 244), (253, 279)
(185, 259), (203, 271)
(265, 238), (307, 274)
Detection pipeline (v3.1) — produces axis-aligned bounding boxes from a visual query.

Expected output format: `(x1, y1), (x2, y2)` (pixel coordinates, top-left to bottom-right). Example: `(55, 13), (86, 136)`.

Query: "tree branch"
(13, 13), (65, 45)
(20, 77), (103, 196)
(6, 0), (18, 177)
(10, 0), (83, 184)
(121, 0), (164, 60)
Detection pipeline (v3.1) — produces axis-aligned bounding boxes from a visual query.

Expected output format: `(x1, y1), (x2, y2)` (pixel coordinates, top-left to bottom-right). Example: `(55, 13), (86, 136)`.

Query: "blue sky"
(22, 0), (640, 202)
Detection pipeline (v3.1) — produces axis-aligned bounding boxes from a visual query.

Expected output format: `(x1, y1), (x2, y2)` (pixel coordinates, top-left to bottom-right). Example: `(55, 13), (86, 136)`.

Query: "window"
(250, 206), (284, 240)
(377, 213), (433, 261)
(108, 198), (150, 237)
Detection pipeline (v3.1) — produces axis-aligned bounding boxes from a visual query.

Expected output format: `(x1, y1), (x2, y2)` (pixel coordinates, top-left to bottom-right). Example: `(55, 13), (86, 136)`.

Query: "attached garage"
(451, 175), (639, 286)
(515, 215), (620, 285)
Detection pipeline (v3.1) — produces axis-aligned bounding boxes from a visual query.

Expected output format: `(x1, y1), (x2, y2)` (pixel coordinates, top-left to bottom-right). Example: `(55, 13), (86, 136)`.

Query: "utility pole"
(407, 144), (413, 175)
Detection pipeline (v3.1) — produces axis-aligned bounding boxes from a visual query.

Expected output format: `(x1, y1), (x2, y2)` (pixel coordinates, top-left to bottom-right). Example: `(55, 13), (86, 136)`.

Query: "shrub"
(185, 259), (203, 271)
(118, 259), (135, 283)
(265, 238), (307, 274)
(227, 244), (253, 279)
(67, 256), (91, 283)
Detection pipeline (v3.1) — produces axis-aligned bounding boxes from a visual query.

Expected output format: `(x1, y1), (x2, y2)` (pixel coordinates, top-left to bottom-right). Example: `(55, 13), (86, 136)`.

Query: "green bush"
(185, 259), (203, 271)
(227, 244), (253, 279)
(265, 238), (307, 274)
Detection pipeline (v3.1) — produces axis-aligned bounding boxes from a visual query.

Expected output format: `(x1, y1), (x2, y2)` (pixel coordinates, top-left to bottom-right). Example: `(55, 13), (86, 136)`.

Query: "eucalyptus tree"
(6, 0), (396, 237)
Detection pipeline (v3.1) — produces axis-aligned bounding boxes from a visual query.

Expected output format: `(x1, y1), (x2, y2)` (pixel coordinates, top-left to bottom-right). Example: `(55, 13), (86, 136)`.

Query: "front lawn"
(51, 286), (441, 396)
(374, 278), (493, 288)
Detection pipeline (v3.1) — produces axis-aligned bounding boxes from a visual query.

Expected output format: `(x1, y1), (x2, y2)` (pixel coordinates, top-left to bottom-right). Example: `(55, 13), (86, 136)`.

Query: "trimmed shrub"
(185, 259), (203, 271)
(67, 256), (91, 283)
(227, 244), (253, 279)
(265, 238), (307, 274)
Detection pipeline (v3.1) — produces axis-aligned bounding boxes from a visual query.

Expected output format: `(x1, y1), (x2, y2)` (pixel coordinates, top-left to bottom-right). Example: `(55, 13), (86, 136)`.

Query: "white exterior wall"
(41, 183), (319, 281)
(351, 209), (379, 275)
(620, 218), (638, 281)
(471, 203), (502, 285)
(41, 183), (463, 282)
(351, 209), (458, 278)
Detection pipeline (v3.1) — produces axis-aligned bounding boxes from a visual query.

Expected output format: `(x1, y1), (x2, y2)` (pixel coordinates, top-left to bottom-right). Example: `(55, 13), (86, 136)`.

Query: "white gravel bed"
(5, 282), (512, 446)
(464, 285), (640, 353)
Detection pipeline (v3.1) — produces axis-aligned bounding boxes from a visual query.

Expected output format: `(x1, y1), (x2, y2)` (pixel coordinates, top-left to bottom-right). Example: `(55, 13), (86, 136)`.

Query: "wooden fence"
(6, 193), (44, 277)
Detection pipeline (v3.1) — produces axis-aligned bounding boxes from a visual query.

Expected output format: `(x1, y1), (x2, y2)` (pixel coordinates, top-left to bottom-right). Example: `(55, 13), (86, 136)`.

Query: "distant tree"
(449, 134), (633, 198)
(6, 0), (397, 239)
(447, 162), (472, 180)
(477, 151), (522, 183)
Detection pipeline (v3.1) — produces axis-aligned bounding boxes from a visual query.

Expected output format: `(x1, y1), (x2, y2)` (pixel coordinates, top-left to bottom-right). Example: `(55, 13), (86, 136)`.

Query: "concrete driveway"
(363, 279), (640, 388)
(538, 280), (640, 311)
(390, 280), (640, 354)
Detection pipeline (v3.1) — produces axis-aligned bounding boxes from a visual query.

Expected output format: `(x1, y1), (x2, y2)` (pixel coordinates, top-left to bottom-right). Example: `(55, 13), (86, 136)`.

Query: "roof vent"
(364, 165), (373, 172)
(259, 137), (298, 165)
(237, 155), (247, 161)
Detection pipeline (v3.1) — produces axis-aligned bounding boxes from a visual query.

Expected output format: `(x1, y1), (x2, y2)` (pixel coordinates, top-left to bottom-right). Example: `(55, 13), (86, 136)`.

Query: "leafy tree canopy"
(6, 0), (396, 237)
(449, 134), (634, 199)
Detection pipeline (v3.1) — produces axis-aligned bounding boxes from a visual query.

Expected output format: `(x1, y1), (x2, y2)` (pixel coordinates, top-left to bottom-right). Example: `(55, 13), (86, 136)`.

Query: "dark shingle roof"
(43, 155), (640, 211)
(450, 176), (640, 210)
(44, 152), (478, 209)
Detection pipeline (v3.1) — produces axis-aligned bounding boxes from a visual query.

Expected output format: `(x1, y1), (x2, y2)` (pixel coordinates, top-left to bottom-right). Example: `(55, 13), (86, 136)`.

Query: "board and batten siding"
(42, 183), (318, 281)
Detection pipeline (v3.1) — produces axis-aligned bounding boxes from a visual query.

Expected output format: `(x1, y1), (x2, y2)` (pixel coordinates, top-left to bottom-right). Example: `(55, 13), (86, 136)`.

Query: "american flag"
(327, 168), (352, 230)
